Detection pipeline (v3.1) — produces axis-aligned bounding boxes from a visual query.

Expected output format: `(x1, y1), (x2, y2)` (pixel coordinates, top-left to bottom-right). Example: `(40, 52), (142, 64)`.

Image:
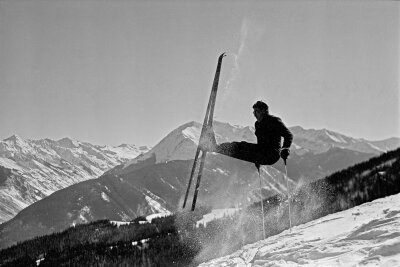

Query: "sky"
(0, 0), (399, 146)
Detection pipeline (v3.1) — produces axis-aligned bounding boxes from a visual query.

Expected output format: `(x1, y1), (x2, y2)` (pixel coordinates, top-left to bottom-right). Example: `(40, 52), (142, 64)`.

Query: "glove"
(280, 148), (290, 161)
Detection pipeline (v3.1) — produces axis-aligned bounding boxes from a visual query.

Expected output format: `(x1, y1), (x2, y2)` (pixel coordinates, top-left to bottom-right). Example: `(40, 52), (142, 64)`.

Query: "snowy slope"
(199, 193), (400, 267)
(0, 135), (149, 223)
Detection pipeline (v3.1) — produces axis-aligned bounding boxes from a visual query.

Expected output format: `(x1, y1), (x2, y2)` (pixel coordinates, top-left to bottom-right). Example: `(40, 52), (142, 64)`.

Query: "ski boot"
(199, 126), (217, 152)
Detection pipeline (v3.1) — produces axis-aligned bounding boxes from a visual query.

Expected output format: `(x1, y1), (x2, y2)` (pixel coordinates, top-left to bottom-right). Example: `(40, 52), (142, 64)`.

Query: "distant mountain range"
(290, 126), (399, 155)
(117, 121), (397, 181)
(0, 122), (398, 249)
(123, 122), (397, 167)
(0, 135), (150, 223)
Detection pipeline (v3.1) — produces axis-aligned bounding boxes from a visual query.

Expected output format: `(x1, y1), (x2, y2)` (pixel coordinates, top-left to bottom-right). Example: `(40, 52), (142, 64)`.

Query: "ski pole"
(283, 159), (292, 231)
(257, 166), (266, 239)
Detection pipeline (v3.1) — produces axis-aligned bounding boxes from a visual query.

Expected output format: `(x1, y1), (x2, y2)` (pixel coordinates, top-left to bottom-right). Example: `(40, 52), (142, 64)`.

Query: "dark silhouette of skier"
(200, 100), (293, 168)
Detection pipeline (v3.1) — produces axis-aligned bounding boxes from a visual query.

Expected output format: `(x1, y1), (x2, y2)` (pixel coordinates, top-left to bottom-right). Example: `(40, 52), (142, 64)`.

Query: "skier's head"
(253, 101), (269, 122)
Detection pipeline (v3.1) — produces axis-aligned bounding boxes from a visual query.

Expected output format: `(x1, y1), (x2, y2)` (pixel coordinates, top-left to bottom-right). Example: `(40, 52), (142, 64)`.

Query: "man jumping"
(200, 100), (293, 168)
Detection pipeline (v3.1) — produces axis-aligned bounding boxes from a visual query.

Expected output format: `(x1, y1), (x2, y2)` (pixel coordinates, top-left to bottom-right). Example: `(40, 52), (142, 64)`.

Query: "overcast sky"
(0, 1), (399, 146)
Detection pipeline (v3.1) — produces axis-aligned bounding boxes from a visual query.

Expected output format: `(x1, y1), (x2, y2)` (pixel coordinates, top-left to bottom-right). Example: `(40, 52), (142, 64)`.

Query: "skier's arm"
(277, 118), (293, 149)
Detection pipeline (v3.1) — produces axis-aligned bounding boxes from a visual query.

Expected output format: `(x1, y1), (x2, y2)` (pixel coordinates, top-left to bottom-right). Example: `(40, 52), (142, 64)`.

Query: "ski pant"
(214, 141), (280, 166)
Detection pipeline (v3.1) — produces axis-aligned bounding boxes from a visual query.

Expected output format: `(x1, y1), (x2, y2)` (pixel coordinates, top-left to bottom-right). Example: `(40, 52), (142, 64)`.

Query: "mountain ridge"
(122, 122), (398, 170)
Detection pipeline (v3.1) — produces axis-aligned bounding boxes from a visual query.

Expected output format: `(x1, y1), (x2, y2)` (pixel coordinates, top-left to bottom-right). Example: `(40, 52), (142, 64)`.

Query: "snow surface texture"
(0, 135), (149, 223)
(198, 193), (400, 267)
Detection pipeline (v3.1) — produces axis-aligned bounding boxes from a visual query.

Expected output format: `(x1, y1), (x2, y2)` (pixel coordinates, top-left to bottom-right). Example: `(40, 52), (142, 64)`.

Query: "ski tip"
(219, 52), (227, 58)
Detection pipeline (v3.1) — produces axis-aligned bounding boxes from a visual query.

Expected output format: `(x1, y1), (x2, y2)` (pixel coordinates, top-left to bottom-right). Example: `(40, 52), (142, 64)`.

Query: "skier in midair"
(200, 100), (293, 168)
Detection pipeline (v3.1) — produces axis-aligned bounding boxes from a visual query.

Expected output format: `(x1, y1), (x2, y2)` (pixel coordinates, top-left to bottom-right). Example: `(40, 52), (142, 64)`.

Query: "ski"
(182, 52), (226, 211)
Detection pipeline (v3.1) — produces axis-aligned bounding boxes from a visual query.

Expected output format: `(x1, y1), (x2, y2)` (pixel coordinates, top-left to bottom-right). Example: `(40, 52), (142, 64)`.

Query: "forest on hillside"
(1, 148), (399, 266)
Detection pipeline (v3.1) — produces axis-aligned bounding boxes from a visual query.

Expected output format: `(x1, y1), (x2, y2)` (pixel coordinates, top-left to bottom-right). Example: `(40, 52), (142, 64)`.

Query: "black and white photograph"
(0, 0), (399, 266)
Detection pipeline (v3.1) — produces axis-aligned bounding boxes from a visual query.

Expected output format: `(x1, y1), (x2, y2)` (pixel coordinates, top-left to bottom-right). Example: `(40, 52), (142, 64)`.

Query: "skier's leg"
(260, 150), (280, 165)
(215, 142), (280, 165)
(214, 141), (248, 160)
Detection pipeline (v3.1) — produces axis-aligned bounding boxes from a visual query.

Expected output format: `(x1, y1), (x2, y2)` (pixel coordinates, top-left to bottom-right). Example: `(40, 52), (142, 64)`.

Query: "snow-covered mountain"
(0, 122), (398, 248)
(123, 122), (398, 168)
(291, 126), (400, 155)
(117, 121), (397, 183)
(0, 135), (149, 223)
(123, 121), (255, 167)
(198, 192), (400, 267)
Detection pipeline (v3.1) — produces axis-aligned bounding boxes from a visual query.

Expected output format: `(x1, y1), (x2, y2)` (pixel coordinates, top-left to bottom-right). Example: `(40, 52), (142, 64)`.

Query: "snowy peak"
(1, 134), (32, 154)
(57, 137), (81, 148)
(322, 129), (348, 143)
(125, 121), (202, 166)
(290, 126), (399, 155)
(124, 121), (256, 167)
(4, 134), (23, 143)
(117, 143), (135, 148)
(292, 126), (352, 144)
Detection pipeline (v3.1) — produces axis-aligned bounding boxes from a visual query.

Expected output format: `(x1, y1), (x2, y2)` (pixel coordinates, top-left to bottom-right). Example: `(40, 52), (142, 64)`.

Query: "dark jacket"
(255, 114), (293, 151)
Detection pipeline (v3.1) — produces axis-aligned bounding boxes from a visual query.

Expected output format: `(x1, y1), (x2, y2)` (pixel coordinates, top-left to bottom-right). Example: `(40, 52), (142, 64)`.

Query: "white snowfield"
(199, 193), (400, 267)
